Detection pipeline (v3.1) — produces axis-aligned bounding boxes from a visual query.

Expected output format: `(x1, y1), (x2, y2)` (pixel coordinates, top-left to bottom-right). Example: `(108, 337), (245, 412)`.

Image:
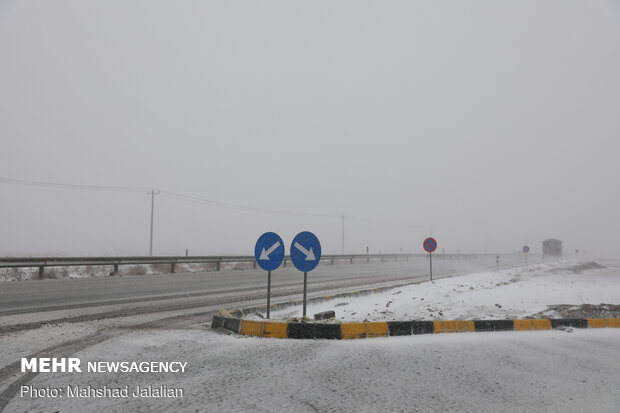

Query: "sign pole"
(526, 252), (528, 265)
(303, 271), (308, 317)
(255, 232), (285, 319)
(267, 270), (271, 319)
(290, 231), (322, 319)
(429, 252), (433, 281)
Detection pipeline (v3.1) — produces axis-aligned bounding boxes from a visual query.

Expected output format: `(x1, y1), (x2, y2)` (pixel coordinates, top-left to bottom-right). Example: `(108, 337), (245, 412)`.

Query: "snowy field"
(270, 261), (620, 321)
(8, 327), (620, 412)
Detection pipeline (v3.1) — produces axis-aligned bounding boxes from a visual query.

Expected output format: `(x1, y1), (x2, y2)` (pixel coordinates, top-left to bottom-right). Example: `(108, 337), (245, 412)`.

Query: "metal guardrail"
(0, 253), (505, 280)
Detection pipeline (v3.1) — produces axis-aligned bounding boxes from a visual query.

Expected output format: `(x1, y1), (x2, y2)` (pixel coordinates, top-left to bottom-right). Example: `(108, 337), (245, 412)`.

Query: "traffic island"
(211, 314), (620, 340)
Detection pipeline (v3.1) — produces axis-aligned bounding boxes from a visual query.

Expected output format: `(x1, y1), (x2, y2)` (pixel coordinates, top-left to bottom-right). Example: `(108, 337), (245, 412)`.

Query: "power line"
(0, 177), (435, 231)
(0, 177), (147, 193)
(158, 190), (339, 218)
(0, 177), (341, 218)
(346, 215), (429, 230)
(0, 177), (446, 254)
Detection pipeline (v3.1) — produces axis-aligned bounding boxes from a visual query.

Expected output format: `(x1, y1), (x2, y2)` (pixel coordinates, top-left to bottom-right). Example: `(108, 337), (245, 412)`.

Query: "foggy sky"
(1, 1), (619, 257)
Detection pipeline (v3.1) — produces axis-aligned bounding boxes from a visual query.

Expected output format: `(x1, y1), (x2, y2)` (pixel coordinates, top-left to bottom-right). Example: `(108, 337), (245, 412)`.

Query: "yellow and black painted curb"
(212, 316), (620, 340)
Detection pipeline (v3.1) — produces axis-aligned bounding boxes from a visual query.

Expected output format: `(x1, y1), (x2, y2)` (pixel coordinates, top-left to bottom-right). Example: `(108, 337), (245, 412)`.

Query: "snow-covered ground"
(7, 327), (620, 412)
(4, 260), (620, 412)
(270, 261), (620, 321)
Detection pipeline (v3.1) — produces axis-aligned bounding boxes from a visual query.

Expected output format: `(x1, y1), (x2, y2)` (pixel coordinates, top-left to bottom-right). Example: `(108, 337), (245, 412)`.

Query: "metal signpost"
(522, 245), (530, 265)
(423, 237), (437, 281)
(290, 231), (322, 317)
(254, 232), (285, 319)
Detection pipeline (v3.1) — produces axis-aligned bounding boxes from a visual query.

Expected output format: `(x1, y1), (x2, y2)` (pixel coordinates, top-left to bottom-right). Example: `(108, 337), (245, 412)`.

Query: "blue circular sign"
(423, 237), (437, 253)
(254, 232), (285, 271)
(290, 231), (322, 272)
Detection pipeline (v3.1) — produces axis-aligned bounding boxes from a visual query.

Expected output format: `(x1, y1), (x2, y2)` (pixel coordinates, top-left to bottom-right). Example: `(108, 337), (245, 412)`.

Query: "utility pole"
(148, 188), (160, 256)
(341, 214), (345, 255)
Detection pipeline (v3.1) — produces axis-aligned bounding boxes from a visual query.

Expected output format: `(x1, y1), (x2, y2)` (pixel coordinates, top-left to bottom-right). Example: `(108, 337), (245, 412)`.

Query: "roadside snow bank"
(270, 261), (620, 321)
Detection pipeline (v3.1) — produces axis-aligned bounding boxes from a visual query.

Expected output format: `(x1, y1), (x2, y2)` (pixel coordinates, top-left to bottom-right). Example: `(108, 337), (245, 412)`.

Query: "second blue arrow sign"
(291, 231), (322, 272)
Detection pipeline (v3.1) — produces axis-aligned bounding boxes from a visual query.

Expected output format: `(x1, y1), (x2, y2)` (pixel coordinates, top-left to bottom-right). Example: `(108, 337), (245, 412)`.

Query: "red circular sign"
(423, 237), (437, 253)
(522, 245), (530, 253)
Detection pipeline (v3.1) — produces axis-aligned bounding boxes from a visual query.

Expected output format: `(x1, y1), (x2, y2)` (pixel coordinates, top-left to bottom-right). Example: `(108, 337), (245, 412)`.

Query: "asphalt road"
(0, 255), (528, 320)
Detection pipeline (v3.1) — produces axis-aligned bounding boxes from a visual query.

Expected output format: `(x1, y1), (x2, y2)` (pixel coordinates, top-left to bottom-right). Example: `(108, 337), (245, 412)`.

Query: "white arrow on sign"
(294, 242), (316, 261)
(259, 241), (281, 260)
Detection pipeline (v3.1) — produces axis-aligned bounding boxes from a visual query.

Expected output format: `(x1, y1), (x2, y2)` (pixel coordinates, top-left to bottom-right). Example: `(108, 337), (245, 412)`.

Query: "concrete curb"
(212, 315), (620, 339)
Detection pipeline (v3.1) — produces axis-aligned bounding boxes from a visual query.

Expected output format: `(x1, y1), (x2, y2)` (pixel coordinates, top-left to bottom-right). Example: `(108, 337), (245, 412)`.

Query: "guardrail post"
(366, 256), (369, 264)
(394, 256), (397, 262)
(283, 259), (286, 268)
(113, 263), (119, 276)
(331, 258), (334, 265)
(350, 257), (353, 264)
(171, 262), (176, 273)
(38, 265), (44, 279)
(381, 256), (384, 263)
(253, 261), (256, 269)
(216, 260), (221, 271)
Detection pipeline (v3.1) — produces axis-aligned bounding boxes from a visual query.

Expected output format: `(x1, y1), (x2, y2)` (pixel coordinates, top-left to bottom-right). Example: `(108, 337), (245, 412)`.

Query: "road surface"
(0, 255), (529, 329)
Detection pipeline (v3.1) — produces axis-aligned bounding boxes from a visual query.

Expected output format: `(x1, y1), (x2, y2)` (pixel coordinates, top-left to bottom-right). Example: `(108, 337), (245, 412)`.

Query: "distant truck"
(543, 239), (562, 258)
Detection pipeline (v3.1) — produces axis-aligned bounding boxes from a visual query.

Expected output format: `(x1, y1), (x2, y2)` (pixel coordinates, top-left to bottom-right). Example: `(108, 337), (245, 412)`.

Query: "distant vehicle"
(543, 239), (562, 257)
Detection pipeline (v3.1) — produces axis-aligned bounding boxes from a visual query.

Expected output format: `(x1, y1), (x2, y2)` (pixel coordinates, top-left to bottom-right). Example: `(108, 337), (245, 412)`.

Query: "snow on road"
(271, 261), (620, 321)
(8, 327), (620, 412)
